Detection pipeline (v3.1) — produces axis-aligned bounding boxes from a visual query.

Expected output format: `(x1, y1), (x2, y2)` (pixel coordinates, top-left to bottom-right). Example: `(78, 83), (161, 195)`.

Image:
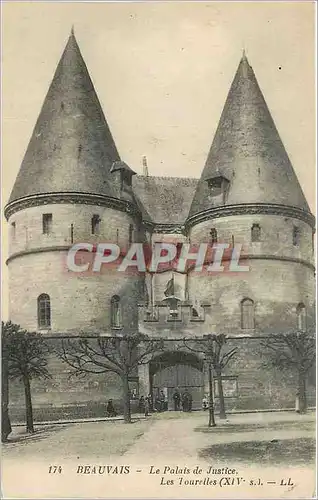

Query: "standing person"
(202, 395), (209, 411)
(138, 396), (145, 414)
(147, 393), (153, 412)
(182, 391), (188, 412)
(144, 396), (150, 417)
(155, 395), (161, 412)
(188, 391), (193, 412)
(159, 390), (166, 412)
(172, 388), (181, 411)
(106, 399), (117, 417)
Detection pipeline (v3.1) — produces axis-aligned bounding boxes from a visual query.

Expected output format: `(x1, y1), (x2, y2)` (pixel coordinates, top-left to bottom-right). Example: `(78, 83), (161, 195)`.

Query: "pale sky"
(1, 1), (316, 319)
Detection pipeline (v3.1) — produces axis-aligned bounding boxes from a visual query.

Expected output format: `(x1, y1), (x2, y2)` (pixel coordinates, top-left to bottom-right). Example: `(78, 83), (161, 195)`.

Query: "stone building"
(5, 31), (315, 414)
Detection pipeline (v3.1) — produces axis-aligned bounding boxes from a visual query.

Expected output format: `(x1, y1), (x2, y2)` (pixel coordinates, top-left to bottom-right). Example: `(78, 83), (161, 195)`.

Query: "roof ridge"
(134, 175), (199, 182)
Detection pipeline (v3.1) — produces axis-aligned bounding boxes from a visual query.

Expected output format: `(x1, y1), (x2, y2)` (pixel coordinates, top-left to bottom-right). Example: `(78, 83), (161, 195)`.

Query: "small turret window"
(91, 215), (101, 235)
(293, 226), (300, 246)
(296, 303), (306, 332)
(111, 295), (121, 328)
(38, 294), (51, 328)
(43, 214), (52, 235)
(241, 298), (255, 329)
(210, 228), (218, 244)
(251, 224), (261, 242)
(11, 222), (16, 239)
(129, 224), (134, 244)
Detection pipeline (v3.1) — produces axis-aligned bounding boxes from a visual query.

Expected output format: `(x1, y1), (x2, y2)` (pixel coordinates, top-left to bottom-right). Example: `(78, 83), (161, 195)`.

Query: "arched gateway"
(150, 351), (204, 410)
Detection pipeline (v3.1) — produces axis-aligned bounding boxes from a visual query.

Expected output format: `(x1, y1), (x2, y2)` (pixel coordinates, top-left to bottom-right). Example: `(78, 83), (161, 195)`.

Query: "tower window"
(43, 214), (52, 234)
(210, 228), (218, 244)
(206, 175), (230, 202)
(129, 224), (134, 244)
(111, 295), (121, 328)
(293, 226), (300, 246)
(241, 298), (255, 329)
(37, 294), (51, 328)
(91, 214), (101, 235)
(296, 303), (306, 332)
(251, 224), (261, 242)
(11, 222), (16, 239)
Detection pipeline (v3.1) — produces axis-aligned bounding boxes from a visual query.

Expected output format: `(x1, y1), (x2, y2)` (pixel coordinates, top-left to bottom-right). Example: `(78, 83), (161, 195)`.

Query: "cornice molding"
(185, 203), (315, 230)
(187, 253), (315, 273)
(6, 245), (71, 265)
(4, 192), (141, 220)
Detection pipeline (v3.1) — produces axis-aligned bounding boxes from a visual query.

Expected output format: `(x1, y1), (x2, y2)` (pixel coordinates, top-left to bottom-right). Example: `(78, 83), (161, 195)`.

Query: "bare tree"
(2, 338), (12, 442)
(2, 321), (51, 433)
(58, 333), (164, 423)
(183, 334), (238, 422)
(261, 329), (315, 414)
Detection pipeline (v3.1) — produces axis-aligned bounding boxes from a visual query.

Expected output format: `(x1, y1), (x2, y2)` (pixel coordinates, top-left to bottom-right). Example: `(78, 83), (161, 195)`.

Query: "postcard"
(1, 1), (316, 499)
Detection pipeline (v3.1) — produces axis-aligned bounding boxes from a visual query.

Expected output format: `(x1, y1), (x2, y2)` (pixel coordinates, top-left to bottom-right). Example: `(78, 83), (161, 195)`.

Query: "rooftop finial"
(71, 25), (75, 36)
(142, 155), (149, 177)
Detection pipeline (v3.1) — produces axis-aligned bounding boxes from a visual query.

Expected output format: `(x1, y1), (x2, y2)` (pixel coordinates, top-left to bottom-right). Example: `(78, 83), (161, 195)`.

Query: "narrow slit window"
(129, 224), (134, 244)
(111, 295), (121, 328)
(210, 228), (218, 244)
(296, 303), (306, 332)
(91, 215), (101, 235)
(293, 226), (300, 246)
(251, 224), (261, 242)
(11, 222), (16, 239)
(43, 214), (52, 235)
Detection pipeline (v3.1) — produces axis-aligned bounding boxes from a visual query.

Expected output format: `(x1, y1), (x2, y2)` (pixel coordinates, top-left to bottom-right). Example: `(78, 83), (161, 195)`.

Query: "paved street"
(2, 411), (316, 499)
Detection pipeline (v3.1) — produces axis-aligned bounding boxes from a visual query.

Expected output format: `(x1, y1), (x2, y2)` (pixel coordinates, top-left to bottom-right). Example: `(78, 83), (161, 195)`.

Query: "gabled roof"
(8, 31), (121, 204)
(132, 175), (198, 225)
(188, 53), (311, 219)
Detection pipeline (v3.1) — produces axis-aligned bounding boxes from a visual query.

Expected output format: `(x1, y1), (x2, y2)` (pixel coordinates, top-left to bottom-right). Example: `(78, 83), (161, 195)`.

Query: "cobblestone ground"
(2, 411), (316, 499)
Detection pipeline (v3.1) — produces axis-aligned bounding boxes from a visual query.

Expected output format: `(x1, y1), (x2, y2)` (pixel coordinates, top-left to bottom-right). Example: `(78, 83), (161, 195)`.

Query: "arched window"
(296, 303), (306, 332)
(111, 295), (121, 328)
(37, 294), (51, 328)
(210, 228), (218, 244)
(251, 224), (261, 242)
(241, 298), (255, 329)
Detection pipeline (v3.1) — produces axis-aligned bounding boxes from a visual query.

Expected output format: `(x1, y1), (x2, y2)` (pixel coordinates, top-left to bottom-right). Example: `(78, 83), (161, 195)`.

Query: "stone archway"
(150, 351), (204, 410)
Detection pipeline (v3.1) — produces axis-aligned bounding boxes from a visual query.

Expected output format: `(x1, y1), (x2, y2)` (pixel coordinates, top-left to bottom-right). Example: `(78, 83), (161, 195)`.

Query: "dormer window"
(206, 175), (230, 201)
(111, 161), (136, 189)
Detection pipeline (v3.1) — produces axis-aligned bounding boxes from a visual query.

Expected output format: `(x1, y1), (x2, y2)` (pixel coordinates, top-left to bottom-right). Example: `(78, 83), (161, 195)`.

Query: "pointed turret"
(188, 53), (311, 220)
(8, 30), (121, 204)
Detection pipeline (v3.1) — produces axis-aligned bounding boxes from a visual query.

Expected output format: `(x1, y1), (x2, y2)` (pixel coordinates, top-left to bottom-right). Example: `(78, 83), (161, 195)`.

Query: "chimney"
(142, 155), (149, 177)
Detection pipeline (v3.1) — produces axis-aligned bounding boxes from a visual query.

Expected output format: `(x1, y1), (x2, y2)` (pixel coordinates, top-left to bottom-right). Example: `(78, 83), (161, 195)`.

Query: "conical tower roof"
(8, 30), (121, 204)
(188, 53), (311, 220)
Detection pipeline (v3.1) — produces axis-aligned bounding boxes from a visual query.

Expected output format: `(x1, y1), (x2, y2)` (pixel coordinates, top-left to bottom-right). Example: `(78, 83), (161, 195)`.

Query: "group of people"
(106, 390), (210, 418)
(172, 388), (193, 412)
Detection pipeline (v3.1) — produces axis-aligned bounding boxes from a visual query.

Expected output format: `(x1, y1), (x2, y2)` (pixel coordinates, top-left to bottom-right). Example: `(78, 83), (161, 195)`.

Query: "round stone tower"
(5, 31), (144, 335)
(186, 53), (315, 335)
